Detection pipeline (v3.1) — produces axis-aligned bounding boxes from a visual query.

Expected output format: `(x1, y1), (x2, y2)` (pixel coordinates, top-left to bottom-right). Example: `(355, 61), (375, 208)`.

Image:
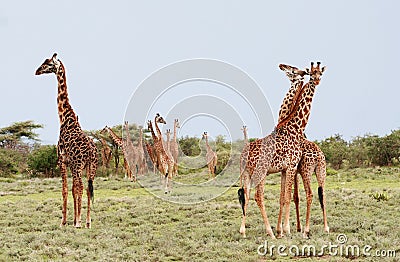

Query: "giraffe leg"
(60, 162), (68, 227)
(276, 171), (286, 238)
(86, 162), (96, 229)
(302, 168), (313, 239)
(283, 168), (297, 236)
(72, 180), (78, 227)
(254, 180), (275, 239)
(75, 176), (84, 228)
(293, 173), (302, 233)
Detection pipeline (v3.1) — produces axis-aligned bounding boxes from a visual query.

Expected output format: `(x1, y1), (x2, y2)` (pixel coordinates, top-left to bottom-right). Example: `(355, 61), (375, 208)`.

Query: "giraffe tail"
(88, 178), (94, 204)
(238, 187), (245, 215)
(214, 166), (217, 175)
(318, 186), (324, 210)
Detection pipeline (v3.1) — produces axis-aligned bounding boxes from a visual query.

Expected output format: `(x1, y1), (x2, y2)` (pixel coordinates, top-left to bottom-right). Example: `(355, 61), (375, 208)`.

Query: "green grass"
(0, 167), (399, 261)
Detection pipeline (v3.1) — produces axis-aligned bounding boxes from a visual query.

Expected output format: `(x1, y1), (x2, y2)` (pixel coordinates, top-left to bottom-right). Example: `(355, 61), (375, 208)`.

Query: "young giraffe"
(202, 132), (218, 179)
(239, 62), (326, 238)
(169, 119), (180, 175)
(278, 64), (329, 238)
(100, 136), (112, 169)
(123, 121), (138, 181)
(35, 53), (97, 228)
(148, 114), (175, 192)
(102, 126), (134, 181)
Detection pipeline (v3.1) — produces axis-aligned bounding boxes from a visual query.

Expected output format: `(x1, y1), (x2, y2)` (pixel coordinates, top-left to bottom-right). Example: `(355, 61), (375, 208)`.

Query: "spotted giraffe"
(147, 114), (175, 193)
(102, 126), (134, 181)
(123, 121), (138, 181)
(202, 132), (218, 179)
(239, 62), (326, 238)
(278, 64), (329, 238)
(169, 119), (180, 175)
(35, 53), (97, 228)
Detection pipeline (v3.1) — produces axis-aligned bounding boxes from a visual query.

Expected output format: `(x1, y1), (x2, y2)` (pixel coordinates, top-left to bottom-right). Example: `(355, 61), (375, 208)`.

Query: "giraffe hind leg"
(60, 162), (68, 227)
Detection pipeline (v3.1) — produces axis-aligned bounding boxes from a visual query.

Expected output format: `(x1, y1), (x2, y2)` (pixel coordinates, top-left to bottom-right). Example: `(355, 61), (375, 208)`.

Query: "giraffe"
(239, 62), (326, 238)
(102, 126), (134, 181)
(165, 129), (178, 176)
(169, 119), (180, 175)
(148, 114), (175, 192)
(100, 136), (112, 169)
(123, 121), (138, 181)
(136, 127), (147, 175)
(241, 125), (248, 143)
(145, 141), (157, 173)
(202, 132), (218, 179)
(278, 64), (329, 238)
(35, 53), (97, 228)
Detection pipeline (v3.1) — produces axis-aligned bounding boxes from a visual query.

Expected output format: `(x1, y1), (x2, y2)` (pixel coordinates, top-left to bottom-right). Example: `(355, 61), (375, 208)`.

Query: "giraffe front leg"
(276, 171), (286, 238)
(72, 176), (83, 228)
(60, 163), (68, 227)
(283, 168), (296, 236)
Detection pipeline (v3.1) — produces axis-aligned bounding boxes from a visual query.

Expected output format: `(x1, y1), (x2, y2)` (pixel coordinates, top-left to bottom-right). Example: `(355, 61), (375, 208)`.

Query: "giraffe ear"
(305, 68), (310, 74)
(321, 66), (326, 73)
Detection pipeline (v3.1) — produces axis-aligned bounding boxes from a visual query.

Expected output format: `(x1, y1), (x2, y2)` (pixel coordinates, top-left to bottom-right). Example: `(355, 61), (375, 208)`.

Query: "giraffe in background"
(123, 121), (138, 181)
(100, 136), (112, 169)
(136, 127), (147, 175)
(102, 126), (133, 180)
(169, 119), (180, 175)
(145, 141), (157, 173)
(239, 62), (326, 238)
(148, 114), (175, 192)
(35, 53), (97, 228)
(202, 132), (218, 179)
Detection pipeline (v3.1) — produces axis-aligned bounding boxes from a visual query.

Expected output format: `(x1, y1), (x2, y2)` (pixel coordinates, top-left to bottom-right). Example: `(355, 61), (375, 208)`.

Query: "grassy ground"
(0, 167), (399, 261)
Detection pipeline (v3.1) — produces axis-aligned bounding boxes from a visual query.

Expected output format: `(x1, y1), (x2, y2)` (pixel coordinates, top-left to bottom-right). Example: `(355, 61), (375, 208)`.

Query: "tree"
(0, 121), (43, 149)
(317, 134), (348, 169)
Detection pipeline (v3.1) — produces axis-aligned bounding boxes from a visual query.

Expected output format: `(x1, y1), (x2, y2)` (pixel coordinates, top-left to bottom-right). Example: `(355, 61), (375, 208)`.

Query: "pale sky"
(1, 1), (399, 144)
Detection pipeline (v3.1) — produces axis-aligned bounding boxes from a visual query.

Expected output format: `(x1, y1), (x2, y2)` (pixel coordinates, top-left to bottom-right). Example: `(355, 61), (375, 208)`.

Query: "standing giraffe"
(278, 64), (329, 238)
(241, 126), (248, 143)
(136, 127), (147, 175)
(35, 53), (97, 228)
(239, 62), (326, 238)
(202, 132), (218, 179)
(145, 141), (157, 173)
(102, 126), (134, 181)
(169, 119), (180, 175)
(148, 114), (175, 192)
(123, 121), (138, 181)
(100, 136), (112, 169)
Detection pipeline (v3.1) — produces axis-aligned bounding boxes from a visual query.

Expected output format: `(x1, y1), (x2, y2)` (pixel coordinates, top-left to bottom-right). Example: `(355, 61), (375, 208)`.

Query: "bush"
(27, 145), (58, 177)
(0, 148), (24, 177)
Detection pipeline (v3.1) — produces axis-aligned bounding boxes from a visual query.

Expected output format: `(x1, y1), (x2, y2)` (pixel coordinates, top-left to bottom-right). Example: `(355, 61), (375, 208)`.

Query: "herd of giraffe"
(35, 53), (328, 239)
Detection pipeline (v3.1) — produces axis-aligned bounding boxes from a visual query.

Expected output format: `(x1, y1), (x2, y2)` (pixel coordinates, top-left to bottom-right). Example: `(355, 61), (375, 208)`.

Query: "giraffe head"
(155, 113), (167, 124)
(241, 125), (247, 132)
(147, 120), (153, 130)
(35, 53), (61, 75)
(174, 119), (180, 129)
(166, 129), (171, 137)
(100, 126), (109, 134)
(202, 131), (208, 140)
(306, 62), (326, 86)
(279, 64), (308, 82)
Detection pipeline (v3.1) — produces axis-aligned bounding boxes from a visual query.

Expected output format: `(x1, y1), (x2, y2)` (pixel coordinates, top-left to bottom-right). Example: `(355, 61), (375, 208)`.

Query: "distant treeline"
(0, 120), (399, 177)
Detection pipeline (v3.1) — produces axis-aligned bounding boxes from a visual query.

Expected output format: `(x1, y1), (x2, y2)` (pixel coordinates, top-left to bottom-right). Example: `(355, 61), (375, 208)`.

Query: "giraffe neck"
(56, 62), (77, 125)
(166, 133), (171, 151)
(276, 80), (316, 132)
(278, 79), (304, 123)
(138, 128), (143, 148)
(205, 136), (212, 153)
(243, 129), (248, 143)
(173, 123), (177, 142)
(148, 122), (158, 141)
(154, 117), (163, 139)
(107, 128), (123, 147)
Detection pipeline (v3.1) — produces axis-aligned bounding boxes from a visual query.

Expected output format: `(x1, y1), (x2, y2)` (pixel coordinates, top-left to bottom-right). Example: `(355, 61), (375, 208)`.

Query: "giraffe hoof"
(303, 231), (310, 239)
(75, 222), (82, 228)
(86, 222), (91, 229)
(60, 221), (67, 227)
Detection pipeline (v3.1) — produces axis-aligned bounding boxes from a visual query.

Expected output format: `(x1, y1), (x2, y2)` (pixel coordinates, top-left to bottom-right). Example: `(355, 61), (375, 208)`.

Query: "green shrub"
(27, 145), (58, 177)
(0, 148), (23, 177)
